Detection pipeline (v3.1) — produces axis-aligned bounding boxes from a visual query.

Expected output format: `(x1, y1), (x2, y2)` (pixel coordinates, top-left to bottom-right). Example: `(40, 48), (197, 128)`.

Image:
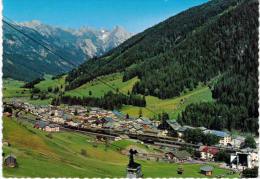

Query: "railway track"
(61, 126), (117, 139)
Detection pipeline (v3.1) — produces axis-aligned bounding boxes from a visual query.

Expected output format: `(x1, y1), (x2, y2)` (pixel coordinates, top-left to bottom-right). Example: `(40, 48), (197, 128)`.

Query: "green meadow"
(65, 73), (138, 97)
(121, 85), (213, 119)
(3, 117), (238, 178)
(34, 74), (66, 91)
(3, 79), (30, 98)
(3, 73), (213, 118)
(65, 73), (213, 119)
(3, 78), (52, 105)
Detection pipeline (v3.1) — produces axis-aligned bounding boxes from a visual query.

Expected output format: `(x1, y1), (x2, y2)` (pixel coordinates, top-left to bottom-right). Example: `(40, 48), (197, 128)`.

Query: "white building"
(157, 130), (168, 137)
(66, 121), (80, 127)
(204, 130), (231, 146)
(230, 148), (258, 170)
(45, 124), (60, 132)
(52, 117), (65, 124)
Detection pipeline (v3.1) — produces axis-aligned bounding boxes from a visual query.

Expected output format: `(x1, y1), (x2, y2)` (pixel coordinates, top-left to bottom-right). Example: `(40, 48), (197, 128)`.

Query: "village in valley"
(2, 0), (259, 177)
(3, 99), (258, 177)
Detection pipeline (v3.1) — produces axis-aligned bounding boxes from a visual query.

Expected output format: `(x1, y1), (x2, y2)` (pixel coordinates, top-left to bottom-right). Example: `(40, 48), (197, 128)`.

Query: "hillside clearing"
(65, 73), (139, 98)
(121, 85), (213, 119)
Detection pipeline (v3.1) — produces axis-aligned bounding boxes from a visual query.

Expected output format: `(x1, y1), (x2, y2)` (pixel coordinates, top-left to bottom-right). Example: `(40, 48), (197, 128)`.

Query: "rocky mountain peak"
(3, 21), (132, 81)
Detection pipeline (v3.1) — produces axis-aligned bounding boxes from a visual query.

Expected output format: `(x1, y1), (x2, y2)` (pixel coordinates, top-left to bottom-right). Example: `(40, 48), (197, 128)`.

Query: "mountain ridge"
(65, 0), (240, 90)
(3, 20), (132, 81)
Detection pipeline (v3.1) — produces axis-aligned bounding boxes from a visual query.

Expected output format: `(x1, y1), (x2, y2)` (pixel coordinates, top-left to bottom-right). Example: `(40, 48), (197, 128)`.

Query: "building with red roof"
(199, 146), (219, 160)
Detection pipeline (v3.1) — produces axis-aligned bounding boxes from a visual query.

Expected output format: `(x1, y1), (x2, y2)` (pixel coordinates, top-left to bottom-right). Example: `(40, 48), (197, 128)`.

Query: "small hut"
(200, 165), (213, 176)
(4, 154), (17, 168)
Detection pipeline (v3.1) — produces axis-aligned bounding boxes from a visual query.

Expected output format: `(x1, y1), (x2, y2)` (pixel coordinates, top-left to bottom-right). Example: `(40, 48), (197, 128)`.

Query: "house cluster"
(63, 107), (161, 137)
(164, 120), (259, 170)
(164, 146), (219, 164)
(164, 145), (220, 162)
(8, 101), (251, 149)
(166, 120), (237, 148)
(34, 120), (60, 132)
(165, 149), (192, 162)
(13, 101), (161, 137)
(57, 106), (164, 137)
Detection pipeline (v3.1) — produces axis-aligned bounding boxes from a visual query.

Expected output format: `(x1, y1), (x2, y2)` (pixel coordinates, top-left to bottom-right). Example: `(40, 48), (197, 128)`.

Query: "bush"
(80, 149), (87, 156)
(243, 136), (256, 149)
(39, 92), (48, 100)
(3, 106), (12, 113)
(242, 167), (258, 178)
(194, 151), (201, 158)
(214, 150), (230, 163)
(53, 87), (59, 93)
(46, 133), (53, 139)
(92, 143), (98, 148)
(47, 87), (52, 92)
(31, 87), (41, 94)
(183, 128), (220, 145)
(23, 78), (43, 88)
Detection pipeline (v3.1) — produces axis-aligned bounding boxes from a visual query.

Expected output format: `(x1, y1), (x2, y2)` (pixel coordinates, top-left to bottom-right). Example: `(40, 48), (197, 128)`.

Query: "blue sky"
(4, 0), (208, 33)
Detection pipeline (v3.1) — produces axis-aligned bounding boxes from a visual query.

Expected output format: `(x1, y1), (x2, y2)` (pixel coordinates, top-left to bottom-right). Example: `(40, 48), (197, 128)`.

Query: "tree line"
(51, 91), (146, 110)
(183, 128), (220, 146)
(23, 78), (43, 88)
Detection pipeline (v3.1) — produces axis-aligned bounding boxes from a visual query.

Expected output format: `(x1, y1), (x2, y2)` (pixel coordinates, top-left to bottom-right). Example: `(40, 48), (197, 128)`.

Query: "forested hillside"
(65, 0), (258, 133)
(177, 0), (259, 134)
(65, 0), (239, 91)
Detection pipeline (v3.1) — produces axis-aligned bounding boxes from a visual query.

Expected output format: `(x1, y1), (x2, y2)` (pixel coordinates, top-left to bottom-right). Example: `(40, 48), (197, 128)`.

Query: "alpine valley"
(4, 0), (258, 134)
(3, 0), (259, 177)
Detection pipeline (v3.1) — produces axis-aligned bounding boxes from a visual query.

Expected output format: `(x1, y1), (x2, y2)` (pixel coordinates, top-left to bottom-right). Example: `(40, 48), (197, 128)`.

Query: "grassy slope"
(65, 73), (138, 97)
(3, 117), (238, 178)
(3, 116), (127, 177)
(121, 85), (213, 119)
(2, 79), (51, 105)
(3, 79), (30, 98)
(3, 74), (65, 99)
(35, 74), (66, 91)
(3, 75), (66, 105)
